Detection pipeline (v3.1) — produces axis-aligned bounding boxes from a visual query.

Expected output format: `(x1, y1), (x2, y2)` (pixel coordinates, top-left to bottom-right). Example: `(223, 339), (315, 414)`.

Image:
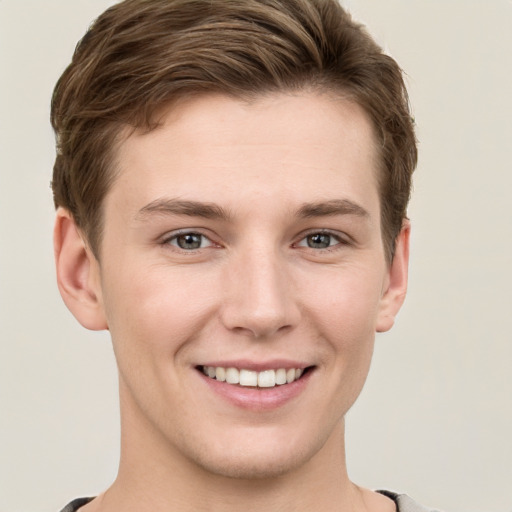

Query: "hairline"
(86, 86), (394, 263)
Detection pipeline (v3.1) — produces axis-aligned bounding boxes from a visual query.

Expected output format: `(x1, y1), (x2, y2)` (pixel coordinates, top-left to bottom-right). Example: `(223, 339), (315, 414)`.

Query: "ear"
(376, 220), (410, 333)
(54, 208), (108, 331)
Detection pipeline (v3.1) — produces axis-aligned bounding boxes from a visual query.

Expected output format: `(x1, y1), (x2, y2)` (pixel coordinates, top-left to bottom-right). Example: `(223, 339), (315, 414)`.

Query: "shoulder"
(378, 490), (443, 512)
(59, 497), (95, 512)
(60, 492), (442, 512)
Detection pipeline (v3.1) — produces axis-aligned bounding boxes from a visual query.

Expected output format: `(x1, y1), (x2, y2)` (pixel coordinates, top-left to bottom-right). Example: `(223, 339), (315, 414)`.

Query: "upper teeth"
(202, 366), (304, 388)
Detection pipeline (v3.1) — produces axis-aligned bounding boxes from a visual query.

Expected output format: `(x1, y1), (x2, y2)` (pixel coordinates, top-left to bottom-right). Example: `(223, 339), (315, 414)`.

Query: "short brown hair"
(51, 0), (417, 261)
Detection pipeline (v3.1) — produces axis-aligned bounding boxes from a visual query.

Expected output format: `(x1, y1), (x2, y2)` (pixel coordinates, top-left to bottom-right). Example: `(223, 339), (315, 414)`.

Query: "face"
(59, 92), (408, 480)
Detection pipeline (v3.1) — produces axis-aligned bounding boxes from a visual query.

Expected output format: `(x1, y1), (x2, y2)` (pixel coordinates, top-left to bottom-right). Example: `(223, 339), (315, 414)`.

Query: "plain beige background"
(0, 1), (511, 511)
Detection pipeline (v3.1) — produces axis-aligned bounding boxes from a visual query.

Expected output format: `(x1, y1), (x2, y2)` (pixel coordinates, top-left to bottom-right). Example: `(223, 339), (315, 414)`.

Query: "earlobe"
(376, 220), (410, 333)
(54, 208), (108, 331)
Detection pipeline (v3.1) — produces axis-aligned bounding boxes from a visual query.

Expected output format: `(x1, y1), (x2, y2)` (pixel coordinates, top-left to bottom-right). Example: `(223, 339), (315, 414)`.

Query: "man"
(52, 0), (430, 510)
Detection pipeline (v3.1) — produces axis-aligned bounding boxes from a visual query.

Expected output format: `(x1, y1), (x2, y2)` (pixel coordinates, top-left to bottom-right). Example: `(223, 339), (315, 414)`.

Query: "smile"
(200, 366), (306, 388)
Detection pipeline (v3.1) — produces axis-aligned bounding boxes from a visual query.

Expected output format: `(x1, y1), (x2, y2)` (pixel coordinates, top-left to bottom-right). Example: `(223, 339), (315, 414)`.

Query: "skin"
(54, 92), (409, 512)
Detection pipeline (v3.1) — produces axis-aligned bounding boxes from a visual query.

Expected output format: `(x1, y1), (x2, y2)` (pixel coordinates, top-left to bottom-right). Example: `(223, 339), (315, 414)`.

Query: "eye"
(296, 232), (344, 249)
(166, 232), (213, 250)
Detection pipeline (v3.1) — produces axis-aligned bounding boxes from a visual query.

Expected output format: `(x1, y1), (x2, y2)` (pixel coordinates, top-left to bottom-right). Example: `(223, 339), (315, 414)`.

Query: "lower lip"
(198, 369), (313, 411)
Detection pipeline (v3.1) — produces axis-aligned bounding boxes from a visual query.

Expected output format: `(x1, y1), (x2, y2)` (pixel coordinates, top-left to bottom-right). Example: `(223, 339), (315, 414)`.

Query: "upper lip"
(196, 360), (312, 371)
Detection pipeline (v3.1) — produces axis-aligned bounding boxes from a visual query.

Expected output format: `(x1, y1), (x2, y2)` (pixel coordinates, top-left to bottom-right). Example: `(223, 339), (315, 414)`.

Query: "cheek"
(301, 264), (384, 396)
(101, 262), (218, 363)
(301, 263), (384, 342)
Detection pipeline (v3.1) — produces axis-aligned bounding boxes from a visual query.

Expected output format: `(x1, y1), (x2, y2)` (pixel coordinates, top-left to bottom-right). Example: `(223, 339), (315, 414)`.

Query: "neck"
(90, 386), (381, 512)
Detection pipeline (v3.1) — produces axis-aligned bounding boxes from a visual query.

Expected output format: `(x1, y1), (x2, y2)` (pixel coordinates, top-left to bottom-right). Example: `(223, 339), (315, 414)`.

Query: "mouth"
(197, 365), (312, 388)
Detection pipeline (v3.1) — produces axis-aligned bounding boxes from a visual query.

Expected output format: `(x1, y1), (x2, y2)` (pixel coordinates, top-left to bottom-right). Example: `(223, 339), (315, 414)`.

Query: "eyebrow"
(297, 199), (370, 219)
(135, 197), (369, 222)
(136, 198), (232, 221)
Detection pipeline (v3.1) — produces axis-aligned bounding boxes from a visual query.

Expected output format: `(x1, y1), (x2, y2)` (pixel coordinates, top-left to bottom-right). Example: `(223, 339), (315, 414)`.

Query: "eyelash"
(293, 230), (350, 252)
(161, 229), (350, 253)
(161, 230), (217, 251)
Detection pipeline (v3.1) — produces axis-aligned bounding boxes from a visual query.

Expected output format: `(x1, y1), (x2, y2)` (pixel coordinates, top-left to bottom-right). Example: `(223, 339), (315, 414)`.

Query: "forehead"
(110, 92), (380, 219)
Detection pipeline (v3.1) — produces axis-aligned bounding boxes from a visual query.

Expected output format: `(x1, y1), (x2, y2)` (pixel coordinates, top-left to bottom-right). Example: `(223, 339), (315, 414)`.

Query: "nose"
(220, 246), (300, 339)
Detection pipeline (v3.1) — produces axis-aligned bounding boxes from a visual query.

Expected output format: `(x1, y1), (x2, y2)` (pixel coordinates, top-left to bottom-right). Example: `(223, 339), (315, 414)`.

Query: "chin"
(178, 426), (325, 481)
(194, 449), (309, 481)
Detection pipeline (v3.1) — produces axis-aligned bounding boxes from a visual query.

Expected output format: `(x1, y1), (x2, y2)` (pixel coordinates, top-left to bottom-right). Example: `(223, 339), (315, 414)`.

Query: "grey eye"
(174, 233), (204, 250)
(306, 233), (333, 249)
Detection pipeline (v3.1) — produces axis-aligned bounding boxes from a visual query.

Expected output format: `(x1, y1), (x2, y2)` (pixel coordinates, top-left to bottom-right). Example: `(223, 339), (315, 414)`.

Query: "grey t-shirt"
(60, 491), (440, 512)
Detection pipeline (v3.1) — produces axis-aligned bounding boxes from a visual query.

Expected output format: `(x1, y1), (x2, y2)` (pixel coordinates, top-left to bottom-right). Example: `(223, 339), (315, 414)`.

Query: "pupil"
(308, 233), (331, 249)
(178, 233), (201, 249)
